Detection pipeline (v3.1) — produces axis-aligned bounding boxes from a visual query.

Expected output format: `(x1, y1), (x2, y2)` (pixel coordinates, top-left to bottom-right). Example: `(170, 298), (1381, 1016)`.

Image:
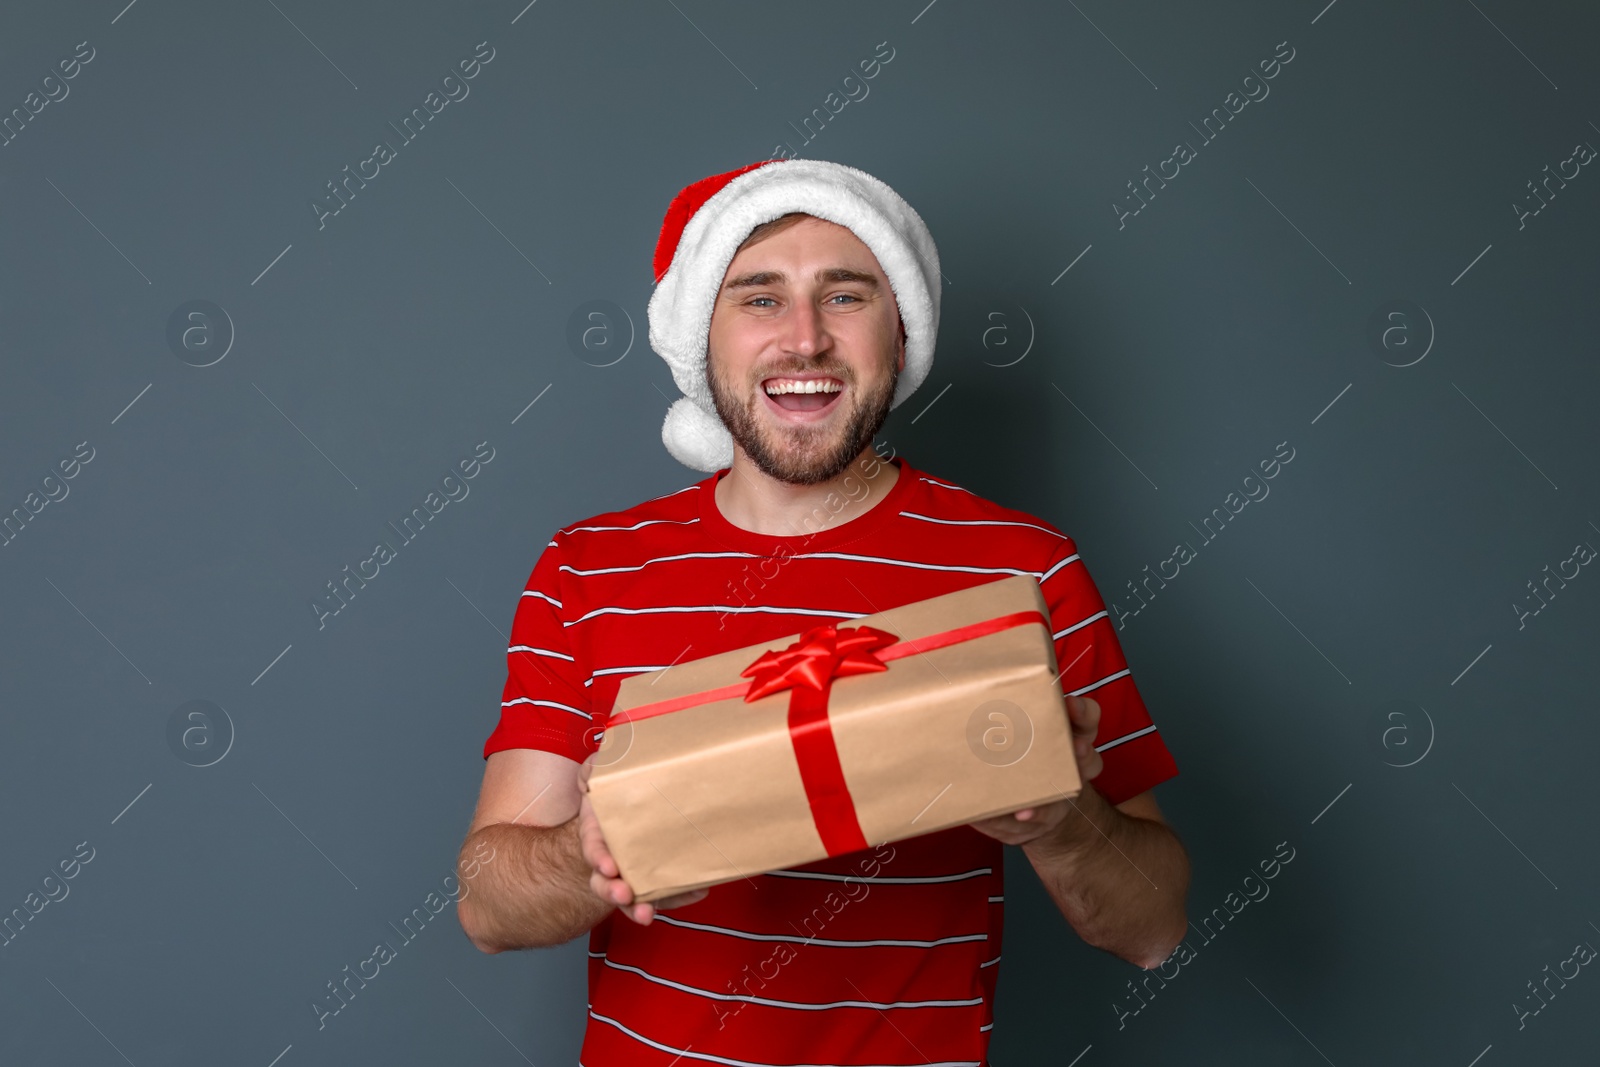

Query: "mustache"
(752, 363), (854, 382)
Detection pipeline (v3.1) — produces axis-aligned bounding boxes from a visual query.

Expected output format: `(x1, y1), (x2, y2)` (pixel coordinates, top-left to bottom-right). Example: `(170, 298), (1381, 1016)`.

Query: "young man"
(458, 159), (1190, 1065)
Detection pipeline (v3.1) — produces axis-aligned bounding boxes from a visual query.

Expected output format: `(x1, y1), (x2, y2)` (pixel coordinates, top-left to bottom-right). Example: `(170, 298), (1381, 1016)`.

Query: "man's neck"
(713, 448), (900, 538)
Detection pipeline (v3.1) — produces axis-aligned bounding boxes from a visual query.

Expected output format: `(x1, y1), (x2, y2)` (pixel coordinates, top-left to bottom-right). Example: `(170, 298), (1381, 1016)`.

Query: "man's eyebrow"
(722, 267), (881, 291)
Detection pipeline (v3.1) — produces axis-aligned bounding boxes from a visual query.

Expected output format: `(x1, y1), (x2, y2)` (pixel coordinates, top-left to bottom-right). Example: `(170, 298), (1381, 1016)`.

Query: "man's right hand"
(576, 756), (710, 924)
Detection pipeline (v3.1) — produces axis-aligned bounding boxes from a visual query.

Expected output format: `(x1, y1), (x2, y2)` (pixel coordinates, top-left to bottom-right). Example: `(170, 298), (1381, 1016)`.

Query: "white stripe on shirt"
(588, 664), (673, 680)
(1038, 554), (1082, 584)
(567, 516), (701, 533)
(918, 476), (974, 495)
(765, 867), (992, 885)
(646, 484), (703, 502)
(600, 957), (984, 1011)
(508, 644), (575, 661)
(1052, 610), (1107, 640)
(898, 511), (1066, 538)
(520, 589), (562, 608)
(789, 551), (1039, 579)
(565, 604), (865, 626)
(1068, 668), (1130, 696)
(501, 696), (590, 719)
(650, 913), (987, 949)
(1096, 723), (1159, 752)
(559, 550), (760, 577)
(588, 1009), (982, 1067)
(560, 547), (1038, 582)
(572, 518), (704, 534)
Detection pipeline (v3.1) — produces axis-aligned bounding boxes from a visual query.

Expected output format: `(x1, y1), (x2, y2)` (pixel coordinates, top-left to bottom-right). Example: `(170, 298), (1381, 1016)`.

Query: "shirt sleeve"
(482, 534), (599, 764)
(1039, 538), (1179, 806)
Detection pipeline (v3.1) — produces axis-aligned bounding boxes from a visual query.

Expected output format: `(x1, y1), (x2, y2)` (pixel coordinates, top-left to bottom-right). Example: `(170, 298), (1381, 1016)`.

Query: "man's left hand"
(968, 695), (1104, 848)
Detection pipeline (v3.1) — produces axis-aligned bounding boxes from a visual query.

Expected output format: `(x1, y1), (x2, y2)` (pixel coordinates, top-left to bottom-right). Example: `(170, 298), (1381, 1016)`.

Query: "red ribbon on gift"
(737, 622), (899, 856)
(615, 608), (1049, 858)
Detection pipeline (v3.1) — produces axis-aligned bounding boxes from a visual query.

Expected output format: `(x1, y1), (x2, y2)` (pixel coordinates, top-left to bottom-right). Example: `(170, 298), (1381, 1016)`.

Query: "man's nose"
(779, 296), (830, 357)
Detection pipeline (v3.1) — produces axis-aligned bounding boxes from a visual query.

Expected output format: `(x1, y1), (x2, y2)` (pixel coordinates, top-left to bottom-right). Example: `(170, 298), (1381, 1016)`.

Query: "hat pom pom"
(662, 396), (734, 473)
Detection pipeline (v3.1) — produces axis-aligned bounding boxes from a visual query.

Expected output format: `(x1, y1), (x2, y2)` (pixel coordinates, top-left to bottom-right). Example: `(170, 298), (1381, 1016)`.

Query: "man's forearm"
(457, 818), (613, 951)
(1022, 784), (1190, 969)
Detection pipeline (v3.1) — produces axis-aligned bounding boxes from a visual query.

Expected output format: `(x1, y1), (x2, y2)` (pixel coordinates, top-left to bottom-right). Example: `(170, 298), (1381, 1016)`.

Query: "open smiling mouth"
(762, 376), (845, 419)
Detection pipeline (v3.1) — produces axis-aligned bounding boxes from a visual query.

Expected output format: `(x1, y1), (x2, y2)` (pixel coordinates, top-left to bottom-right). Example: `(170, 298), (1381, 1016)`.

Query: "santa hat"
(647, 158), (941, 473)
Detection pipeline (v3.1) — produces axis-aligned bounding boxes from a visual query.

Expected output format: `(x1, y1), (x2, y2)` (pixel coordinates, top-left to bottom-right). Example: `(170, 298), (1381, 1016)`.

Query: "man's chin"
(757, 437), (847, 471)
(741, 427), (858, 485)
(758, 413), (838, 443)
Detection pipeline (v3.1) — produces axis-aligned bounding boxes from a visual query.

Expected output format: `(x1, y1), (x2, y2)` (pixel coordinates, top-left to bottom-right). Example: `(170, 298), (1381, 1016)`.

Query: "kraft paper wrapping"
(587, 574), (1082, 902)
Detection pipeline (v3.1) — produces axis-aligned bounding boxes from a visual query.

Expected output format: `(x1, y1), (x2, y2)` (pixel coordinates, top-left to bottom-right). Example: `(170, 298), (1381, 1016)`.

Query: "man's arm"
(970, 696), (1190, 970)
(1022, 785), (1190, 970)
(456, 748), (613, 952)
(455, 748), (712, 951)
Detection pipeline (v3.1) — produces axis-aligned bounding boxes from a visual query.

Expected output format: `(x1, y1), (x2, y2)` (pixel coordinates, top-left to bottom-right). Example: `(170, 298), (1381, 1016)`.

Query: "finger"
(585, 837), (644, 913)
(609, 874), (635, 909)
(578, 818), (614, 877)
(590, 868), (626, 907)
(576, 825), (596, 871)
(577, 806), (619, 877)
(624, 894), (660, 923)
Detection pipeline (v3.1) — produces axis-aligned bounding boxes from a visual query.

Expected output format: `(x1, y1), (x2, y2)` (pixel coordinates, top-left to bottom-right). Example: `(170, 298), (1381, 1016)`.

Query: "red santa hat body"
(647, 158), (941, 473)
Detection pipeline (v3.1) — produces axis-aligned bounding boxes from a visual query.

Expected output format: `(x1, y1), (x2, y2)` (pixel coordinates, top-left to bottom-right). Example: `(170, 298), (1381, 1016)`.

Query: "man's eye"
(748, 297), (777, 307)
(829, 293), (861, 304)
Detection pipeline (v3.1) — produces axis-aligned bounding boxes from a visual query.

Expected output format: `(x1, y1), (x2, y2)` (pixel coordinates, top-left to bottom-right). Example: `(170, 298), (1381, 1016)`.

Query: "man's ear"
(895, 317), (907, 372)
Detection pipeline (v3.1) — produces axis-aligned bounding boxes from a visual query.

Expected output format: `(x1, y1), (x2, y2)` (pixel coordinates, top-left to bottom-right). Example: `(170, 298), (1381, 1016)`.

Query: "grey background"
(1, 0), (1596, 1063)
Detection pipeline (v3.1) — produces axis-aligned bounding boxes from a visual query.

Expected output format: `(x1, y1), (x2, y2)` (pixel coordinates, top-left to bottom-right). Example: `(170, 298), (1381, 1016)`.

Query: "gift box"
(587, 573), (1083, 902)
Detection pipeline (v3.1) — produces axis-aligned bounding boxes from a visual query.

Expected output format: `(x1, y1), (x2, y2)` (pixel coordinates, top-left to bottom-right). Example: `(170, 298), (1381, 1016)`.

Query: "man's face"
(706, 214), (906, 486)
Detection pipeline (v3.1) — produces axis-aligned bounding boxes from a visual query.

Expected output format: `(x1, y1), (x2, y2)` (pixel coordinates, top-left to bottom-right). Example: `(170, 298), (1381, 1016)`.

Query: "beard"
(707, 345), (899, 486)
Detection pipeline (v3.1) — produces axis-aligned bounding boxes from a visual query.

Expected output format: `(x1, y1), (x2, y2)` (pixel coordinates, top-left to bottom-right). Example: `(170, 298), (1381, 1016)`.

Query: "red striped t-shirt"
(482, 456), (1178, 1066)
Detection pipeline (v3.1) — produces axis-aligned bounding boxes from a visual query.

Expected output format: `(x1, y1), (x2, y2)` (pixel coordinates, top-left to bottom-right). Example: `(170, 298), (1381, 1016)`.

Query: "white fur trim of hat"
(646, 159), (941, 473)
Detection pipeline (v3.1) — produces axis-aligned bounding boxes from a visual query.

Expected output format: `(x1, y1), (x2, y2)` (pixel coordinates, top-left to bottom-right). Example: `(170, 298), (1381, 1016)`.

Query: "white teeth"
(764, 379), (843, 395)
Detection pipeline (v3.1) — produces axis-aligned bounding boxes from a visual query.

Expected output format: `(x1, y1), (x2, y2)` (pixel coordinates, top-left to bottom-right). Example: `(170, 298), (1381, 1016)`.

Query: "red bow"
(736, 622), (899, 857)
(740, 623), (900, 702)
